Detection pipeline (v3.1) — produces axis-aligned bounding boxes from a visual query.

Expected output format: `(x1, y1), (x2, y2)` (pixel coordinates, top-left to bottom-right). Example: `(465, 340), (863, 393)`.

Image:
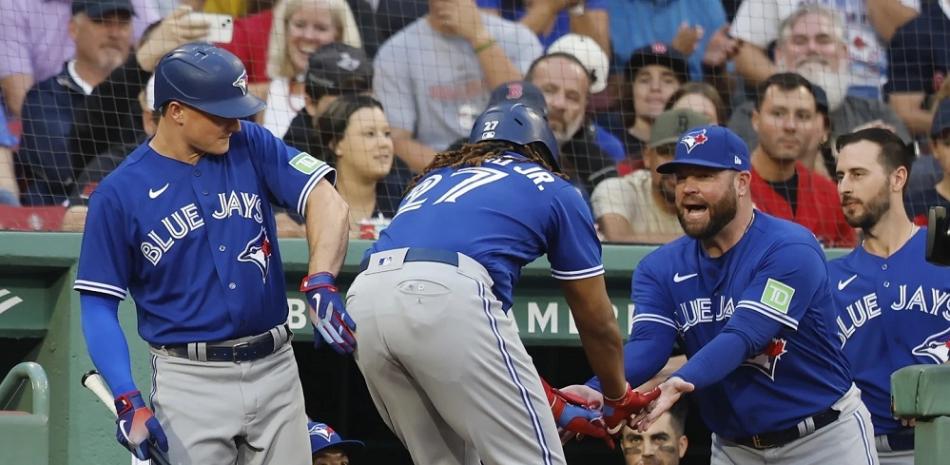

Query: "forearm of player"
(560, 276), (626, 399)
(304, 180), (349, 276)
(80, 293), (136, 395)
(586, 330), (674, 392)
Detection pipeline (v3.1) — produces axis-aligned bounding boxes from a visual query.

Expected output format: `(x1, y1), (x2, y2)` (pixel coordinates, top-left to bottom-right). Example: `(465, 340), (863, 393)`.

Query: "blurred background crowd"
(1, 1), (947, 463)
(0, 0), (945, 247)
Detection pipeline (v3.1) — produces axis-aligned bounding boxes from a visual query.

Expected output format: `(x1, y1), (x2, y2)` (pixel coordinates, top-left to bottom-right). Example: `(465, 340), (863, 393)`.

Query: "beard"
(677, 183), (739, 240)
(795, 59), (850, 112)
(551, 114), (585, 145)
(841, 183), (891, 231)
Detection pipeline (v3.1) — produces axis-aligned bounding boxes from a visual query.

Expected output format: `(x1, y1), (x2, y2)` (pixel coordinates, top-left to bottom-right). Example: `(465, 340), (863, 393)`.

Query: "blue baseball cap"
(656, 125), (750, 174)
(308, 422), (365, 456)
(931, 98), (950, 138)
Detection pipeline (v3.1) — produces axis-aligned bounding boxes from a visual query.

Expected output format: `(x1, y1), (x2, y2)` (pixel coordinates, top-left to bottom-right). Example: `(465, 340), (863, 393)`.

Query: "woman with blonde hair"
(256, 0), (362, 137)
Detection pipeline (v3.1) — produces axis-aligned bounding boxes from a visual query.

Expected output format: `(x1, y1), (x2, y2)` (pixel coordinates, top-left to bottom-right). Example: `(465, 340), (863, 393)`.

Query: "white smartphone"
(188, 12), (234, 44)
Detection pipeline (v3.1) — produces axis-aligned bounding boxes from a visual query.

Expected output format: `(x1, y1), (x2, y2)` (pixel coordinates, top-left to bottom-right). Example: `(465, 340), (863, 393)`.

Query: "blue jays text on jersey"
(368, 153), (603, 310)
(829, 228), (950, 435)
(630, 212), (853, 439)
(73, 121), (334, 345)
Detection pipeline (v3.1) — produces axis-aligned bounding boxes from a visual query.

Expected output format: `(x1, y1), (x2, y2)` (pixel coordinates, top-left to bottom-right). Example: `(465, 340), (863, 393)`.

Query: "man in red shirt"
(749, 73), (856, 247)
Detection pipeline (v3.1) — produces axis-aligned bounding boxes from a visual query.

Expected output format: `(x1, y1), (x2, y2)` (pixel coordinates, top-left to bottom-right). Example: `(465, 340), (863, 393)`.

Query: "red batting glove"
(602, 384), (661, 434)
(542, 378), (614, 449)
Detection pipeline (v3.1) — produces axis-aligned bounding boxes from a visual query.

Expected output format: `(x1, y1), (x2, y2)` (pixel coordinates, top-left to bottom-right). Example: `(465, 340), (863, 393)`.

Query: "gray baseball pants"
(346, 248), (566, 465)
(711, 384), (879, 465)
(149, 337), (310, 465)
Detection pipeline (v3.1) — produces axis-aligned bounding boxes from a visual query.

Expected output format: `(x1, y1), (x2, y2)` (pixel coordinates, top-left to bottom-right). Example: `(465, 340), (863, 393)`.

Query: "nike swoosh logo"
(118, 419), (131, 441)
(838, 274), (858, 291)
(148, 183), (169, 199)
(673, 272), (698, 283)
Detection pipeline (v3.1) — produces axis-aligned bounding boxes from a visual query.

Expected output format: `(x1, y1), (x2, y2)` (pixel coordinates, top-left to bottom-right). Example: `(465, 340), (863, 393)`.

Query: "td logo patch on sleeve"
(289, 153), (324, 175)
(760, 278), (795, 314)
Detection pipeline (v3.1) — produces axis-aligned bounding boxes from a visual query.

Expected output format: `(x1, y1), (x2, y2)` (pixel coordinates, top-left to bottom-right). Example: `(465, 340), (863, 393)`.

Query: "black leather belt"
(360, 247), (459, 272)
(154, 324), (290, 362)
(733, 408), (840, 449)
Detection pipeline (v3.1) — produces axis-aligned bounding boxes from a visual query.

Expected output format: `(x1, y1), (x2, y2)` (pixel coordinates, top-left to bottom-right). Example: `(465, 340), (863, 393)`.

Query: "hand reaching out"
(632, 376), (694, 432)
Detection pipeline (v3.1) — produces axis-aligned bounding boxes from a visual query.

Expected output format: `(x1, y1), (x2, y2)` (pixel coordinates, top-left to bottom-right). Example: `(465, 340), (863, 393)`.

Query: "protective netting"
(0, 0), (946, 245)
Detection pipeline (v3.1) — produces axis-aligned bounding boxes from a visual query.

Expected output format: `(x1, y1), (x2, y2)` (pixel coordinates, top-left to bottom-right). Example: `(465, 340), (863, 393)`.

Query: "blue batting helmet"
(469, 101), (559, 168)
(153, 42), (265, 118)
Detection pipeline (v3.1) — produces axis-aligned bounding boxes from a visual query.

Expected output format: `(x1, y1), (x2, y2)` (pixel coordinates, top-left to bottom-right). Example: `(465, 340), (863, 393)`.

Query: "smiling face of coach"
(151, 43), (266, 158)
(657, 125), (755, 256)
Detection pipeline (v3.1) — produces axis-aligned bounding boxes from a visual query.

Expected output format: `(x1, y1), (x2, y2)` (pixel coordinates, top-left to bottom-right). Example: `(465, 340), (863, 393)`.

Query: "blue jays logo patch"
(233, 70), (248, 96)
(680, 129), (708, 154)
(741, 337), (787, 381)
(913, 327), (950, 364)
(309, 423), (336, 441)
(238, 226), (272, 282)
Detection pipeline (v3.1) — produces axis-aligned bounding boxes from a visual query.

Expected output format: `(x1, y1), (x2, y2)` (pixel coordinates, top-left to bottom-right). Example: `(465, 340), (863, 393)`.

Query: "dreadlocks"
(405, 141), (565, 193)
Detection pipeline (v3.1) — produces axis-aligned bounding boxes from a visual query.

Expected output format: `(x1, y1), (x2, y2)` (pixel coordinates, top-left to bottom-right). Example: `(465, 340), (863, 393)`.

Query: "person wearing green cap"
(591, 108), (710, 244)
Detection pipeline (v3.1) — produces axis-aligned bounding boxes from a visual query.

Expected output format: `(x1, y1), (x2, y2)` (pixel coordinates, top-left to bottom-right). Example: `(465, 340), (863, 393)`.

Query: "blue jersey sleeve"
(672, 242), (825, 389)
(546, 185), (604, 280)
(73, 189), (132, 300)
(733, 242), (827, 331)
(476, 0), (500, 8)
(242, 121), (336, 217)
(81, 293), (136, 395)
(586, 259), (676, 390)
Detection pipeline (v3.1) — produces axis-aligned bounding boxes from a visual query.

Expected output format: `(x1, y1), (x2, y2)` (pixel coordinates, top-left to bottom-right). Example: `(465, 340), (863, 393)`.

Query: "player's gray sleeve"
(373, 41), (416, 134)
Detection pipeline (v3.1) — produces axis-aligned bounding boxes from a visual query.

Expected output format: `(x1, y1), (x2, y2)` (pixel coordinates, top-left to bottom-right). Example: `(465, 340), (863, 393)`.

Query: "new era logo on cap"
(680, 129), (709, 153)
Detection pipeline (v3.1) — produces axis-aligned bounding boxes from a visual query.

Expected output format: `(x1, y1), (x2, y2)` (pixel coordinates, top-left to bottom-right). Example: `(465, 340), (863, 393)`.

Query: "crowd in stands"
(0, 0), (947, 247)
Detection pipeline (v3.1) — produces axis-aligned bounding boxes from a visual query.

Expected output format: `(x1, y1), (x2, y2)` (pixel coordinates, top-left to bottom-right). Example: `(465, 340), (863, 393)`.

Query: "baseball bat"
(81, 370), (172, 465)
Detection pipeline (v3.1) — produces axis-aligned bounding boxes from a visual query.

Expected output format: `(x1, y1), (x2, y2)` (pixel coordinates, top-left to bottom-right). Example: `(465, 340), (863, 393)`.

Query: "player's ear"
(751, 109), (760, 134)
(735, 171), (752, 197)
(678, 435), (688, 458)
(891, 166), (909, 193)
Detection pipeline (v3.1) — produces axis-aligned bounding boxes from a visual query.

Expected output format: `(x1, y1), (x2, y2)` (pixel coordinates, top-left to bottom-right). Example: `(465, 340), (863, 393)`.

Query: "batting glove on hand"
(603, 384), (661, 434)
(301, 272), (356, 354)
(114, 390), (168, 460)
(542, 379), (614, 448)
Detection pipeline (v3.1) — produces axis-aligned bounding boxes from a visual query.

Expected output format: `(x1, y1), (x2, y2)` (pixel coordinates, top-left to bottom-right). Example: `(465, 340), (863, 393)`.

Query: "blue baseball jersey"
(368, 153), (604, 310)
(632, 212), (852, 438)
(828, 228), (950, 436)
(73, 121), (334, 345)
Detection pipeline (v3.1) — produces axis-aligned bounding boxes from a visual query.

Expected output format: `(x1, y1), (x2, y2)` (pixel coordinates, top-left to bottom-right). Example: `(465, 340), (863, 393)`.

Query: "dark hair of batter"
(405, 140), (565, 193)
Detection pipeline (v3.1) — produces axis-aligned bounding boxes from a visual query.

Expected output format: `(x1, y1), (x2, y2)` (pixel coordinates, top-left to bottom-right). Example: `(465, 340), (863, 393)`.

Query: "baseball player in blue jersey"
(73, 43), (352, 465)
(344, 82), (657, 465)
(830, 128), (950, 465)
(585, 125), (877, 464)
